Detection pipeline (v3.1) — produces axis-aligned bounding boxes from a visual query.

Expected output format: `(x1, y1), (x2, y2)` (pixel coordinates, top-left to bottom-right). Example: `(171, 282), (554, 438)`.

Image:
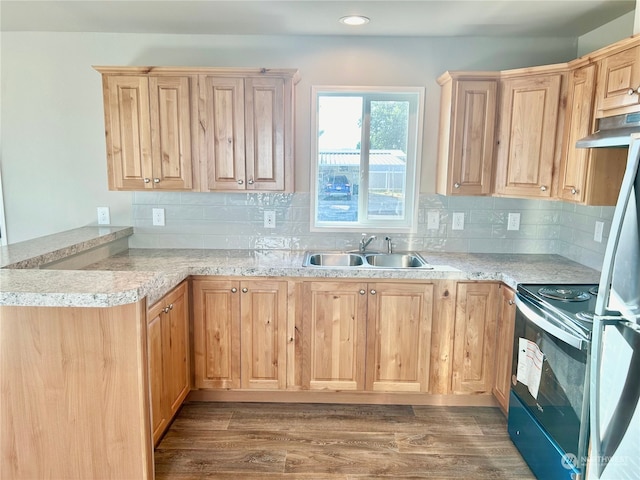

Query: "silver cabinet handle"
(242, 287), (248, 293)
(248, 179), (254, 185)
(628, 86), (640, 95)
(153, 178), (160, 184)
(454, 182), (461, 189)
(231, 287), (237, 293)
(237, 179), (244, 185)
(370, 289), (376, 295)
(571, 188), (578, 195)
(359, 289), (366, 295)
(540, 185), (547, 192)
(144, 178), (150, 183)
(508, 299), (514, 305)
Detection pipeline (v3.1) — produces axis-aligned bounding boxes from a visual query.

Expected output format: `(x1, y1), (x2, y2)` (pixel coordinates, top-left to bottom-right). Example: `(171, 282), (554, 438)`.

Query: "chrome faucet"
(384, 236), (393, 254)
(359, 234), (377, 253)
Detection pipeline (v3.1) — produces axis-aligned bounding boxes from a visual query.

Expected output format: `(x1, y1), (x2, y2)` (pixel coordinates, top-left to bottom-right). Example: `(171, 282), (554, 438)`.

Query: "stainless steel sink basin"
(302, 251), (431, 269)
(305, 253), (365, 267)
(364, 253), (429, 268)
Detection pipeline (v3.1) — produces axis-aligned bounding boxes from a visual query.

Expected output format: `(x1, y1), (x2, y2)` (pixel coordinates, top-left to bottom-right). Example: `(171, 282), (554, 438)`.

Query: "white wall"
(1, 31), (580, 244)
(577, 11), (635, 56)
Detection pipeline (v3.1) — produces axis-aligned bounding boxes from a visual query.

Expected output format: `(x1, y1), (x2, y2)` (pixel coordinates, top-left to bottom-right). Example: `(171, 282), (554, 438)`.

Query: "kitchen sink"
(305, 253), (365, 267)
(302, 251), (431, 269)
(364, 253), (428, 268)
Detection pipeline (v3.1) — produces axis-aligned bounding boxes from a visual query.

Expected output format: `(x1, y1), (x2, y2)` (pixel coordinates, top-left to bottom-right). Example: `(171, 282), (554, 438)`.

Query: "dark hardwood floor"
(155, 402), (535, 479)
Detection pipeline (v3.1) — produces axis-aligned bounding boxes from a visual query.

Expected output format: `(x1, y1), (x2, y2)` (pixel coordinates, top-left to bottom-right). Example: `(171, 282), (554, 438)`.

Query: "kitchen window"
(311, 87), (424, 232)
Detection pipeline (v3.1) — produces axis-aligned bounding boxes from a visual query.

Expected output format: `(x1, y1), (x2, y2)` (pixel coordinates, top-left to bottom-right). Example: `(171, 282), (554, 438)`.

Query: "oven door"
(511, 294), (590, 461)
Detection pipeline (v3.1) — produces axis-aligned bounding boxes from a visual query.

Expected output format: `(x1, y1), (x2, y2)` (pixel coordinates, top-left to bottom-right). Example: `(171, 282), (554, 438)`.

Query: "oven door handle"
(515, 296), (589, 351)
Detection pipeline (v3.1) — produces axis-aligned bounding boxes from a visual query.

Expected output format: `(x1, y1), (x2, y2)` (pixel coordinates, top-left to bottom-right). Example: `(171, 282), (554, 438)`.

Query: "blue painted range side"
(508, 390), (582, 480)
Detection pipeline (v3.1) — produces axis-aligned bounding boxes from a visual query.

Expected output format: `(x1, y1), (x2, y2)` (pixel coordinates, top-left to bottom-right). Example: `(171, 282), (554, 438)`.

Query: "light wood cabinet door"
(245, 76), (290, 191)
(437, 74), (497, 195)
(104, 75), (153, 190)
(494, 73), (563, 198)
(493, 285), (516, 414)
(240, 280), (288, 390)
(147, 280), (189, 446)
(148, 76), (195, 190)
(103, 75), (195, 190)
(301, 281), (368, 391)
(559, 64), (597, 203)
(147, 308), (167, 444)
(192, 279), (241, 389)
(559, 64), (627, 206)
(452, 282), (499, 394)
(365, 282), (433, 392)
(199, 76), (246, 191)
(595, 45), (640, 118)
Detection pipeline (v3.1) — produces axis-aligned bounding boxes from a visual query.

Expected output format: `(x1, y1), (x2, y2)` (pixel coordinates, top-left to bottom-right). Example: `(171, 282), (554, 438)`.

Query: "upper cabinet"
(559, 62), (627, 205)
(494, 67), (566, 199)
(100, 73), (196, 190)
(436, 72), (498, 196)
(199, 74), (294, 192)
(95, 66), (298, 193)
(594, 43), (640, 118)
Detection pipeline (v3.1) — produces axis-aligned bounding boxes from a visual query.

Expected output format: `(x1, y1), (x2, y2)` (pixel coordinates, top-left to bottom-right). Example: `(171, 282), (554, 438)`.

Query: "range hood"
(577, 113), (640, 148)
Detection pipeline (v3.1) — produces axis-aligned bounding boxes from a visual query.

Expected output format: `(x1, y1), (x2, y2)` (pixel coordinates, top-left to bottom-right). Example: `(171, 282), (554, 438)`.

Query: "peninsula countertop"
(0, 226), (602, 308)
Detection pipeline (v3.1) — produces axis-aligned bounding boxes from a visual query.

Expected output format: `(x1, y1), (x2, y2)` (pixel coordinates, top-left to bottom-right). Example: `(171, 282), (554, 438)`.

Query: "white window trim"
(310, 85), (424, 233)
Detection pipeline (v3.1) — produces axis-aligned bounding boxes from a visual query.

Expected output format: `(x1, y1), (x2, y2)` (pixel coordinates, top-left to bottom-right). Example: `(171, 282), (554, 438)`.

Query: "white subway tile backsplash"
(129, 193), (613, 270)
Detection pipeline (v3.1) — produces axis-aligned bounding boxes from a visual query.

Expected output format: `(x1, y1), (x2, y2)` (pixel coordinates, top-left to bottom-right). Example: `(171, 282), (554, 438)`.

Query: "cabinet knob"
(163, 306), (170, 313)
(153, 178), (160, 184)
(231, 287), (237, 293)
(453, 182), (461, 189)
(144, 178), (151, 183)
(370, 289), (377, 295)
(540, 185), (547, 192)
(359, 289), (366, 295)
(237, 179), (244, 185)
(571, 188), (578, 195)
(628, 87), (640, 96)
(168, 303), (173, 310)
(242, 287), (248, 293)
(248, 179), (254, 185)
(508, 299), (514, 305)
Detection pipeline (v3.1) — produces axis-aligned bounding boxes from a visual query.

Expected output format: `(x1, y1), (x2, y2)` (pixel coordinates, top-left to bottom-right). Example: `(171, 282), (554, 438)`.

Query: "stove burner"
(589, 286), (599, 296)
(576, 311), (595, 322)
(538, 287), (591, 302)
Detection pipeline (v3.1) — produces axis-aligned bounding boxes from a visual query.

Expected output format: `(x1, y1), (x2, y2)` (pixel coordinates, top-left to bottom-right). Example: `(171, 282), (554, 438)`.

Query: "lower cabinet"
(493, 284), (517, 413)
(451, 282), (499, 394)
(147, 280), (190, 445)
(192, 278), (287, 390)
(300, 280), (434, 393)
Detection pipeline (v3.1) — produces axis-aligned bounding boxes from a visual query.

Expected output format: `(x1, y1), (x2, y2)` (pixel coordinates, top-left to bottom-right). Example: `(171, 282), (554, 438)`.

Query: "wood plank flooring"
(155, 402), (535, 479)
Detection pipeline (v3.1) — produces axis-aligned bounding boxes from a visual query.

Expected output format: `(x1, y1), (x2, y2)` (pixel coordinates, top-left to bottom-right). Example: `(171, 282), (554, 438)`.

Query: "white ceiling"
(0, 0), (636, 37)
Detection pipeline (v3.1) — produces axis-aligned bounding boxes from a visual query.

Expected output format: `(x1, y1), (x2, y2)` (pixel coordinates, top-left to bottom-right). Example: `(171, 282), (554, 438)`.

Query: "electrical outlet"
(594, 221), (604, 243)
(264, 210), (276, 228)
(97, 207), (110, 225)
(452, 212), (465, 231)
(152, 208), (165, 226)
(427, 211), (440, 230)
(507, 212), (521, 231)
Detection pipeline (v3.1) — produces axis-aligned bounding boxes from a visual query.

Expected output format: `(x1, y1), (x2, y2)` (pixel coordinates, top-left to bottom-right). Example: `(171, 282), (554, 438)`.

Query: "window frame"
(310, 85), (424, 233)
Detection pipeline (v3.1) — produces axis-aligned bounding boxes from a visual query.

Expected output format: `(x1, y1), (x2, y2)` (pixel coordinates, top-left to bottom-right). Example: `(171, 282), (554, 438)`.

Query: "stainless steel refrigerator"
(578, 125), (640, 480)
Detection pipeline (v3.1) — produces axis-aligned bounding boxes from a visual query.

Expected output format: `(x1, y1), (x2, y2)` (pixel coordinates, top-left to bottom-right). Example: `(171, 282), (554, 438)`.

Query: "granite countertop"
(0, 226), (602, 308)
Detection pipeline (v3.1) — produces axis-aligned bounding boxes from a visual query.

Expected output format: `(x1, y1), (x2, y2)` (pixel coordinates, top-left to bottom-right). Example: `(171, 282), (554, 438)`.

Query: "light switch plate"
(427, 211), (440, 230)
(508, 213), (521, 231)
(594, 221), (604, 243)
(452, 212), (465, 230)
(264, 210), (276, 228)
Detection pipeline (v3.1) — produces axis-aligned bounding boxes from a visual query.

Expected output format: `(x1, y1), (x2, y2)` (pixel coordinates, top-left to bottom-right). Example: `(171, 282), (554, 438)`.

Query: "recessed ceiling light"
(339, 15), (370, 26)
